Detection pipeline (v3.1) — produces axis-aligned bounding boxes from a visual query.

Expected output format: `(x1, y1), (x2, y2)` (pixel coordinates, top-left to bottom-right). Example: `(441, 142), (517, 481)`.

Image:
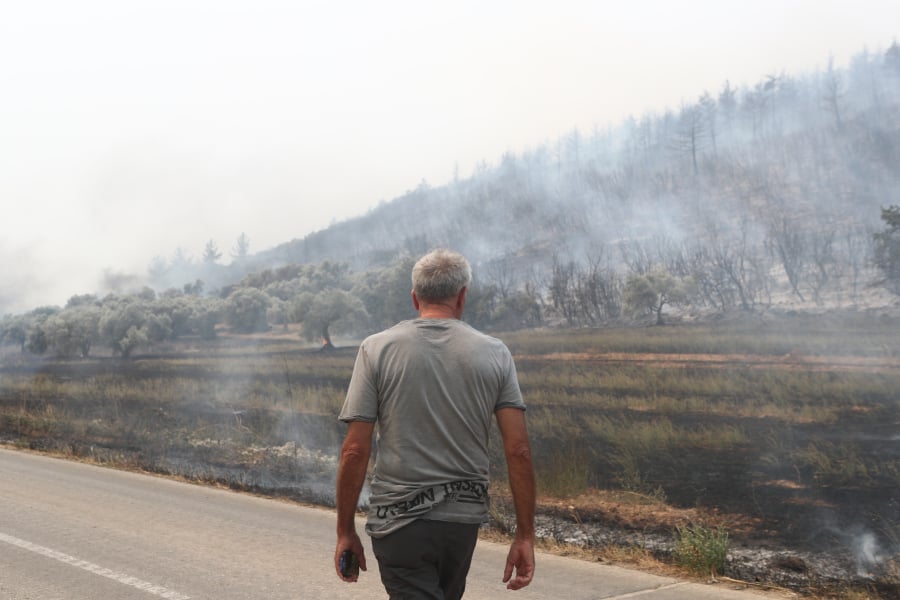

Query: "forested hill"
(4, 46), (900, 359)
(256, 45), (900, 313)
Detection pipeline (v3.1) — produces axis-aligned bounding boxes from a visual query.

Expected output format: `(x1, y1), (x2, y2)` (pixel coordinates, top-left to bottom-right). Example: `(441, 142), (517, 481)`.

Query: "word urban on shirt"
(373, 480), (488, 519)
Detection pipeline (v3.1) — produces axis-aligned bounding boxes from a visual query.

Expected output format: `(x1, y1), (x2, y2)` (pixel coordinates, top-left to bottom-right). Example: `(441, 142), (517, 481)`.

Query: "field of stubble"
(1, 312), (898, 596)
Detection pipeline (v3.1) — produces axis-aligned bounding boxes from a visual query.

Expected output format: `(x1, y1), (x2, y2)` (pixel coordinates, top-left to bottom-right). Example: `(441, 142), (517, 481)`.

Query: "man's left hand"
(502, 536), (535, 590)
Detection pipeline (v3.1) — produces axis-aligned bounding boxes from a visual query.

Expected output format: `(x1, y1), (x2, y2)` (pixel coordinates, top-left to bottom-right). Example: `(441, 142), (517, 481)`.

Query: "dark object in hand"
(340, 550), (359, 578)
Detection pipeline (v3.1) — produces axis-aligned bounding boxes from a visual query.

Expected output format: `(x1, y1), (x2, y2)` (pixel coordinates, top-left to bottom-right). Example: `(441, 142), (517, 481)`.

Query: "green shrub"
(673, 523), (729, 576)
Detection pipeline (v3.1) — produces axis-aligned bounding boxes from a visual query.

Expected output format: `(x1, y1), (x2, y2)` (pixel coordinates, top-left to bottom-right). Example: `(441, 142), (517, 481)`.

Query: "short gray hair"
(411, 249), (472, 302)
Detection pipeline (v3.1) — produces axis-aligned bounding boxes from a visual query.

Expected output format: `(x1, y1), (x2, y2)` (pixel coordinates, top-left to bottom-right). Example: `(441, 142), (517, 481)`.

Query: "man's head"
(411, 249), (471, 312)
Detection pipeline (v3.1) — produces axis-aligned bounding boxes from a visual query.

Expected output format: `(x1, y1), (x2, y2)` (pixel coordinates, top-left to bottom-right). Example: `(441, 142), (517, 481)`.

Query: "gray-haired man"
(334, 249), (536, 599)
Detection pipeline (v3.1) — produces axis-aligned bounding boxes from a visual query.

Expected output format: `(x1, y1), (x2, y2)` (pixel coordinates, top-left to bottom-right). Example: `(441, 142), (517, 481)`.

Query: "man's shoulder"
(457, 320), (504, 341)
(453, 322), (514, 354)
(360, 320), (417, 346)
(362, 319), (509, 352)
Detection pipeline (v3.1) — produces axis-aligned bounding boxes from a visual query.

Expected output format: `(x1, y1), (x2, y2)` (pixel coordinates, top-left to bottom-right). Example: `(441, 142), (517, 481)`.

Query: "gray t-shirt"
(339, 318), (525, 538)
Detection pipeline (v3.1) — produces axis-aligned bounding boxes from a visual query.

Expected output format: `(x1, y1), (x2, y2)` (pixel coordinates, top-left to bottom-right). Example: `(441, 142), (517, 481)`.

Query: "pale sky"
(1, 0), (898, 312)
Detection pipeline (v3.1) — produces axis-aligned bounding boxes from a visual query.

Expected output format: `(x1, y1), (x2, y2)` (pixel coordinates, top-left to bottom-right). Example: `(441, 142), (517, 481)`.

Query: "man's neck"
(418, 304), (458, 319)
(412, 288), (466, 320)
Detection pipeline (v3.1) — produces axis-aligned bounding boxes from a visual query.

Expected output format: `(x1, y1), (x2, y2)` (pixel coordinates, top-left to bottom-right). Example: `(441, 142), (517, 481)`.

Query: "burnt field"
(1, 312), (899, 597)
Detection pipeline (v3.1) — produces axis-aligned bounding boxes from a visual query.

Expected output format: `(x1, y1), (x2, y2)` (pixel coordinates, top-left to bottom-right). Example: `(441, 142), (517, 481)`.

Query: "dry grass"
(2, 314), (899, 597)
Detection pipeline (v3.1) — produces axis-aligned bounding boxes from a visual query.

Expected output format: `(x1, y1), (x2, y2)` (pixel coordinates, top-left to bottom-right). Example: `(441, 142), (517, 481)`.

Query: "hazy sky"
(2, 1), (898, 312)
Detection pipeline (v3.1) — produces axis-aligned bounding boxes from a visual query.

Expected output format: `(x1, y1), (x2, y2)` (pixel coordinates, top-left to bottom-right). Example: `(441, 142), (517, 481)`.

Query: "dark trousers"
(371, 520), (480, 600)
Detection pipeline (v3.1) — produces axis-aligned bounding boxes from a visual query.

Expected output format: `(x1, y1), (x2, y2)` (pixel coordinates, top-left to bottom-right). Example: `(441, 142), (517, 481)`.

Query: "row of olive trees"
(4, 204), (896, 358)
(218, 256), (546, 345)
(0, 287), (223, 358)
(0, 258), (419, 358)
(0, 251), (566, 360)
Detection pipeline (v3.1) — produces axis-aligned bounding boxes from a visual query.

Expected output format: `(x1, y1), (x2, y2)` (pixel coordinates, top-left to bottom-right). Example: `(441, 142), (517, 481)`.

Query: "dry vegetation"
(1, 312), (898, 598)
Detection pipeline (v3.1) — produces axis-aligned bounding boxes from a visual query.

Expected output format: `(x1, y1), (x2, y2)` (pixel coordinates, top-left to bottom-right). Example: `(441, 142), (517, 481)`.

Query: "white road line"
(603, 582), (690, 598)
(0, 531), (190, 600)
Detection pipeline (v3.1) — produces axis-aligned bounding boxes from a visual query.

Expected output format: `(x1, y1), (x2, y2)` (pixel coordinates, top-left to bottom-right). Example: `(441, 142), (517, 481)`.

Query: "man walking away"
(334, 248), (536, 599)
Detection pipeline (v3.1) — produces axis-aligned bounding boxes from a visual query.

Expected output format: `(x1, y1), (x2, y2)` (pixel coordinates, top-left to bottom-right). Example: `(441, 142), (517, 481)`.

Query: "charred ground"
(1, 313), (898, 597)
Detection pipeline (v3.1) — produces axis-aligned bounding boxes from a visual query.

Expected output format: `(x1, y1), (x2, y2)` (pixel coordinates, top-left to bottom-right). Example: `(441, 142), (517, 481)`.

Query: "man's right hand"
(334, 533), (367, 582)
(334, 421), (374, 582)
(502, 536), (535, 590)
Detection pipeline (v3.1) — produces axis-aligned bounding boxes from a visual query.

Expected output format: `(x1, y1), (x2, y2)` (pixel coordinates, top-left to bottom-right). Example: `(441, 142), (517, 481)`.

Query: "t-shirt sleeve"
(495, 345), (526, 411)
(339, 344), (379, 423)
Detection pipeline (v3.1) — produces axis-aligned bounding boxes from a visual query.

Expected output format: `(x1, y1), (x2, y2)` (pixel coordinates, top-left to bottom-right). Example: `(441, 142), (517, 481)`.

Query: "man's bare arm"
(495, 407), (536, 590)
(334, 420), (374, 581)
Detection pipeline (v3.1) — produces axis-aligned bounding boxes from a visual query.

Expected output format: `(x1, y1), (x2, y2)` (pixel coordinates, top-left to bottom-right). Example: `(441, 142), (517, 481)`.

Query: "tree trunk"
(319, 326), (335, 351)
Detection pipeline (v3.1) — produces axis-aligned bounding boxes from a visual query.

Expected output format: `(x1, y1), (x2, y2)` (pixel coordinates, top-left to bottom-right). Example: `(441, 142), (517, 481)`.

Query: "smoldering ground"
(3, 315), (899, 596)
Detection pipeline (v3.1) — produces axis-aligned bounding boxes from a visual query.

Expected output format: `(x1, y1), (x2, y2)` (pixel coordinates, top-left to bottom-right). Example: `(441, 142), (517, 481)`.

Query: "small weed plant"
(673, 523), (730, 577)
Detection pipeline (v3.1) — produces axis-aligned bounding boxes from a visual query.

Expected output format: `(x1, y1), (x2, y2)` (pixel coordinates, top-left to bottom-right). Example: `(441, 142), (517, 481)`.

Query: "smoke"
(99, 269), (145, 297)
(0, 240), (72, 314)
(821, 517), (895, 579)
(852, 531), (887, 578)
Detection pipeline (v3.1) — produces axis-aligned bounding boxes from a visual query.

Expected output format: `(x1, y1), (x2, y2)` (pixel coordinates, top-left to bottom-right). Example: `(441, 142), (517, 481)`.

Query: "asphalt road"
(0, 448), (785, 599)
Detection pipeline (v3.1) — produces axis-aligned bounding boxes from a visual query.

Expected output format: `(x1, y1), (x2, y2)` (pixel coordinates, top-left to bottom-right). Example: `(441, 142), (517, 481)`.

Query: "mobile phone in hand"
(340, 550), (359, 578)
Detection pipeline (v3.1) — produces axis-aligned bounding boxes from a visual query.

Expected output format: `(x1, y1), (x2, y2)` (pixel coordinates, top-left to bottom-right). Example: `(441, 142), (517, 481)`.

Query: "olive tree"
(191, 298), (223, 339)
(623, 268), (694, 325)
(874, 205), (900, 295)
(352, 255), (417, 330)
(42, 305), (101, 358)
(98, 299), (171, 357)
(0, 314), (29, 352)
(23, 307), (60, 354)
(267, 297), (291, 331)
(152, 293), (222, 339)
(223, 287), (271, 333)
(292, 289), (367, 349)
(1, 307), (66, 355)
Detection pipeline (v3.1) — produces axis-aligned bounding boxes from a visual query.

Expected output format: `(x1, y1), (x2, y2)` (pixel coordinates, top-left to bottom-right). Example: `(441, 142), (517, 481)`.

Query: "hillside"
(239, 45), (900, 319)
